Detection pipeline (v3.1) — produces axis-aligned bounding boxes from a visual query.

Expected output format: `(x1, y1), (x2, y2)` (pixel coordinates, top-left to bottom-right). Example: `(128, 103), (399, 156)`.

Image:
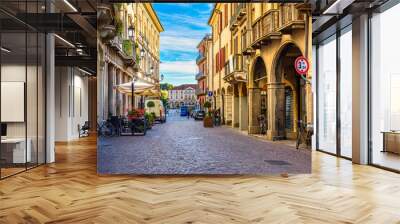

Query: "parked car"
(194, 110), (205, 120)
(145, 99), (166, 123)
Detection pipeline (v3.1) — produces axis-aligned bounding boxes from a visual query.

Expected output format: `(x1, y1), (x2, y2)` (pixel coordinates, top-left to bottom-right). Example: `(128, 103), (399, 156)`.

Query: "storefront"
(370, 2), (400, 171)
(313, 0), (400, 172)
(0, 1), (47, 179)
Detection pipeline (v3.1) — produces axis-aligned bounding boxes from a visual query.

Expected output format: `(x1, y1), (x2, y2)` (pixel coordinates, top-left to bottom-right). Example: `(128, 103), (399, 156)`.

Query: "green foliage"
(160, 83), (174, 91)
(147, 101), (155, 108)
(122, 40), (133, 56)
(115, 18), (123, 37)
(203, 101), (212, 109)
(160, 90), (169, 108)
(145, 112), (155, 124)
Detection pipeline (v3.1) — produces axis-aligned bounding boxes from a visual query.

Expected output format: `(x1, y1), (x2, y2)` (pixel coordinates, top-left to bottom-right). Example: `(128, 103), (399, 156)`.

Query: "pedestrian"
(187, 109), (190, 119)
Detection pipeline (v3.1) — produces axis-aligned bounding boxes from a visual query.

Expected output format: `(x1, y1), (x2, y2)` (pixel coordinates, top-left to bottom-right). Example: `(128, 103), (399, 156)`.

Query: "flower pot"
(203, 116), (213, 128)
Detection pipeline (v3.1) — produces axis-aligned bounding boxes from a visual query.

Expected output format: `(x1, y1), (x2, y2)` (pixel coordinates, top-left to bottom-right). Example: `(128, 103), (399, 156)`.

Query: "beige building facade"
(208, 3), (312, 141)
(97, 3), (163, 121)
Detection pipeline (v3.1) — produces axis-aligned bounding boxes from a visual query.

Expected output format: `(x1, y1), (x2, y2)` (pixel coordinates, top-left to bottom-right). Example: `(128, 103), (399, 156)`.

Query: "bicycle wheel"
(295, 132), (300, 149)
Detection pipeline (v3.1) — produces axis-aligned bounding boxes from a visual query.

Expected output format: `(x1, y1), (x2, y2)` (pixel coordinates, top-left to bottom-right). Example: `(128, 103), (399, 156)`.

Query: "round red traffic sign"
(294, 56), (309, 75)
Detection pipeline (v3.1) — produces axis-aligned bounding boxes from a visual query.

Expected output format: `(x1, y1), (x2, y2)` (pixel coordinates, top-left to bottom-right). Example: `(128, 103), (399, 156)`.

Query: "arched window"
(253, 57), (266, 81)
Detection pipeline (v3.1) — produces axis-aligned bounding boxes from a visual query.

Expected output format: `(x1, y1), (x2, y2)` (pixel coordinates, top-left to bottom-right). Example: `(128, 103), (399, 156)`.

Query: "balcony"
(119, 39), (136, 65)
(241, 28), (254, 55)
(109, 35), (123, 52)
(230, 3), (247, 31)
(195, 71), (206, 80)
(251, 10), (281, 49)
(278, 4), (306, 33)
(196, 88), (206, 96)
(196, 53), (206, 65)
(223, 54), (247, 83)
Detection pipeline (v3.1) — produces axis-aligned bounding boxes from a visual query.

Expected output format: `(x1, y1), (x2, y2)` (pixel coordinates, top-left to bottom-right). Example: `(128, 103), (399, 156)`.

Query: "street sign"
(294, 56), (309, 75)
(208, 91), (213, 97)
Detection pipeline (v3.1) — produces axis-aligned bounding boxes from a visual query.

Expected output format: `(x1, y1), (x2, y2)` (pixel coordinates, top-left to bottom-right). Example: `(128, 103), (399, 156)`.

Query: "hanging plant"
(114, 17), (123, 37)
(122, 39), (133, 56)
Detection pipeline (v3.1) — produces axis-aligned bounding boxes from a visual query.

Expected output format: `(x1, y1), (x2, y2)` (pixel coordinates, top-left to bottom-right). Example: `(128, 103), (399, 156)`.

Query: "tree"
(160, 83), (174, 91)
(160, 90), (169, 108)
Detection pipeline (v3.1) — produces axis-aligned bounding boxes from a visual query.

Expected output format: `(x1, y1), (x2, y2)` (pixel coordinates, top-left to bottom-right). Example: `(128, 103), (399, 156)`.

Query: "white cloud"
(160, 35), (200, 53)
(160, 60), (197, 75)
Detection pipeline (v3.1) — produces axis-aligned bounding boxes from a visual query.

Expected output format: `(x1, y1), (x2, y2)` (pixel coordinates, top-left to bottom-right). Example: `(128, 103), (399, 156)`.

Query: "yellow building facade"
(97, 3), (163, 121)
(208, 3), (312, 141)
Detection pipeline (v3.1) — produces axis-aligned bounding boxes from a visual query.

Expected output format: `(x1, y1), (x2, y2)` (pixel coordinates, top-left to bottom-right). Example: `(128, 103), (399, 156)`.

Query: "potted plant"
(203, 101), (213, 128)
(127, 109), (138, 120)
(144, 112), (155, 129)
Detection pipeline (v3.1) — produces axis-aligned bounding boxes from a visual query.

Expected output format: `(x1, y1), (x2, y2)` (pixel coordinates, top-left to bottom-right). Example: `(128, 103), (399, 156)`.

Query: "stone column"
(107, 65), (116, 116)
(225, 93), (232, 125)
(232, 94), (239, 128)
(239, 85), (248, 131)
(266, 82), (285, 140)
(248, 87), (260, 134)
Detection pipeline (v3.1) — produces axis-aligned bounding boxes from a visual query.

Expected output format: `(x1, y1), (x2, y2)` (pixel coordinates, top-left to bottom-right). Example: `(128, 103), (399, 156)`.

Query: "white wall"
(55, 67), (89, 141)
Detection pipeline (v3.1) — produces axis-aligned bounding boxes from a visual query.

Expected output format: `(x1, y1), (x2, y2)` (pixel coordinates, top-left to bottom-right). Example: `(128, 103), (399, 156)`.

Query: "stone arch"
(251, 56), (267, 85)
(271, 41), (305, 83)
(270, 41), (305, 140)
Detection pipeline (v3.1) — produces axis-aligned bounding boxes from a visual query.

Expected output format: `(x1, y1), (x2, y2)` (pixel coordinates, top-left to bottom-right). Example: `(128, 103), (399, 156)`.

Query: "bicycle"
(257, 114), (266, 135)
(296, 120), (313, 149)
(97, 120), (118, 137)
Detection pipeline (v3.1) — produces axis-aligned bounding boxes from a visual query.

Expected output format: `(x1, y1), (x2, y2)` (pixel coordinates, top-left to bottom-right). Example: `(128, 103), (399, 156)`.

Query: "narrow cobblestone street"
(98, 110), (311, 174)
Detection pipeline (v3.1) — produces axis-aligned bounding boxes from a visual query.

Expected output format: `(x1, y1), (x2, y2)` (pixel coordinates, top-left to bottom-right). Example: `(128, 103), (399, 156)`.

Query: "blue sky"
(153, 3), (213, 86)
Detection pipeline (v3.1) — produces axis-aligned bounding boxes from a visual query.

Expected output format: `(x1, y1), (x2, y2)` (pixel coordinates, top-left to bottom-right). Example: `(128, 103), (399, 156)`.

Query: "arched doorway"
(273, 43), (305, 140)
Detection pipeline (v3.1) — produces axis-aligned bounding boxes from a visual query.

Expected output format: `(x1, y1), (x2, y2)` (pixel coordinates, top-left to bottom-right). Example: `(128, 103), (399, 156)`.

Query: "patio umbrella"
(115, 79), (154, 94)
(136, 89), (160, 97)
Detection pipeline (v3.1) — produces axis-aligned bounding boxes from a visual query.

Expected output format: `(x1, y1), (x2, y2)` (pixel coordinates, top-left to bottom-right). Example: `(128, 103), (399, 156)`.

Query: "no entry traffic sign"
(294, 56), (309, 75)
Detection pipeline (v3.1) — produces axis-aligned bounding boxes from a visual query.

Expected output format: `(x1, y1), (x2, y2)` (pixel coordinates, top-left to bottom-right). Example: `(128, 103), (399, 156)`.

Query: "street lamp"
(140, 48), (145, 58)
(128, 26), (134, 39)
(149, 66), (154, 75)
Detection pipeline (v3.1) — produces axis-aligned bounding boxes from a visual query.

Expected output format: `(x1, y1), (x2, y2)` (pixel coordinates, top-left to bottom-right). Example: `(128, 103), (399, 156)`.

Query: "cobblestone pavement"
(98, 110), (311, 175)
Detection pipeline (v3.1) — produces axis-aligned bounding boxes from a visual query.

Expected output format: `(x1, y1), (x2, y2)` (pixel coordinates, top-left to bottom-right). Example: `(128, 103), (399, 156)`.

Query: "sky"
(153, 3), (213, 86)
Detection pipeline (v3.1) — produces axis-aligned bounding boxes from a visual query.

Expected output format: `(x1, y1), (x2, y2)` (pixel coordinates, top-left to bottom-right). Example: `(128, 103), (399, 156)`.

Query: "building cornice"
(144, 3), (164, 32)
